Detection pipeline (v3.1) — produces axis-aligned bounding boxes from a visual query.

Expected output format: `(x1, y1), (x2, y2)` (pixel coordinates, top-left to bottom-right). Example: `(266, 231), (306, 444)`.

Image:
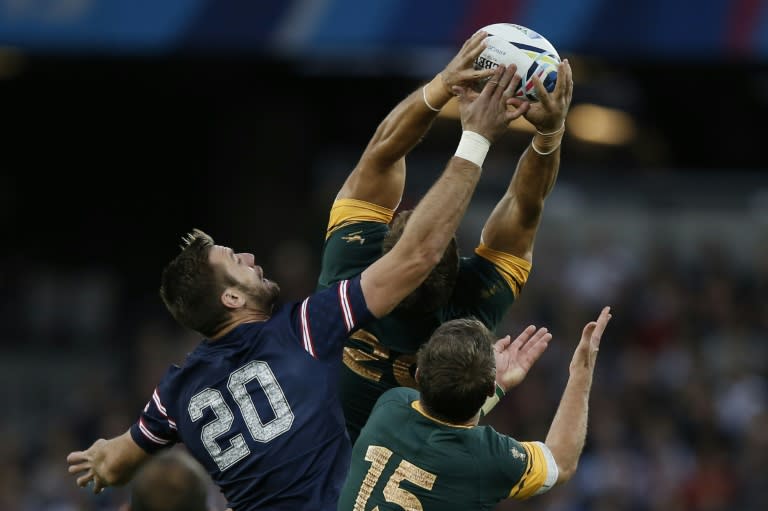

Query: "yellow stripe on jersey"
(508, 442), (550, 500)
(326, 198), (395, 239)
(474, 243), (532, 297)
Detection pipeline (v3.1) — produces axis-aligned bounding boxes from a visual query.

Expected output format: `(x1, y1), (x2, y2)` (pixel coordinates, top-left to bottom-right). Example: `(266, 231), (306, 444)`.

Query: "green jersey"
(337, 388), (557, 511)
(317, 199), (532, 442)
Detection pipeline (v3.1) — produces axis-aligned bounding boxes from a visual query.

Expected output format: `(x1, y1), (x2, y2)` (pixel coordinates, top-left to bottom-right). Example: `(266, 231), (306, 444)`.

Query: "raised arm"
(480, 60), (573, 261)
(336, 30), (495, 209)
(67, 430), (150, 494)
(545, 306), (612, 483)
(361, 65), (529, 317)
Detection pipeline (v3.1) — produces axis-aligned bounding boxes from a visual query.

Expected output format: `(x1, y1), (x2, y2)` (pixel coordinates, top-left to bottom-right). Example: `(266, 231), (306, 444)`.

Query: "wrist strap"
(479, 383), (506, 417)
(531, 122), (565, 155)
(422, 85), (441, 112)
(454, 131), (491, 167)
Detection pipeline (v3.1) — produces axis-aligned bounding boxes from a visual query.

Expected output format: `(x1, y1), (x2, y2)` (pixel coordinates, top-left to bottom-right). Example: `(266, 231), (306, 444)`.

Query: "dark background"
(1, 1), (767, 509)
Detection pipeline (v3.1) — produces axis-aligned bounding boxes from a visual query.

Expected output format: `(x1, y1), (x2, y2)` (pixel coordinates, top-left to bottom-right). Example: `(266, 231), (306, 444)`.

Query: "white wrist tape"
(479, 383), (506, 417)
(454, 131), (491, 167)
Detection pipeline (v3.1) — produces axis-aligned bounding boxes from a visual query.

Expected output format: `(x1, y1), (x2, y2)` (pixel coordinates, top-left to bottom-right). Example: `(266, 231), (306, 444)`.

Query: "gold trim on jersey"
(474, 243), (532, 297)
(326, 198), (395, 239)
(411, 401), (475, 429)
(508, 442), (549, 500)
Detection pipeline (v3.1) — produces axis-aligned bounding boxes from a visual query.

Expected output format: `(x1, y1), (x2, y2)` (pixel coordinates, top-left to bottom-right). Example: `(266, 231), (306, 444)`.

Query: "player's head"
(129, 449), (209, 511)
(416, 318), (496, 423)
(382, 210), (459, 314)
(160, 229), (280, 337)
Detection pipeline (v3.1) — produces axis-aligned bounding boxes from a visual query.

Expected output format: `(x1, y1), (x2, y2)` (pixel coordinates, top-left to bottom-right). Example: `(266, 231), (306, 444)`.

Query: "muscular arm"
(337, 31), (493, 209)
(480, 144), (560, 260)
(480, 60), (573, 261)
(361, 65), (529, 318)
(67, 430), (151, 493)
(545, 306), (611, 483)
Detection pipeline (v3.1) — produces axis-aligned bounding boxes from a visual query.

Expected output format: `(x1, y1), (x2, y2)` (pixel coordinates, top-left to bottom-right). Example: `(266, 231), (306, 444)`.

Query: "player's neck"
(414, 401), (480, 428)
(210, 311), (271, 340)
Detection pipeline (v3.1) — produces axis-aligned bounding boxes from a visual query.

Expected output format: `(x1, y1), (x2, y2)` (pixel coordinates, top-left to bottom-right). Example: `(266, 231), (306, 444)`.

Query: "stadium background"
(1, 0), (766, 509)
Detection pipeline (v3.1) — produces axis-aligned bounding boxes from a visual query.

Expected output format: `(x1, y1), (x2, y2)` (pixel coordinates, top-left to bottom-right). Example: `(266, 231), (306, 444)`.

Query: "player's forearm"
(100, 431), (150, 486)
(509, 145), (561, 216)
(544, 369), (593, 482)
(368, 75), (452, 165)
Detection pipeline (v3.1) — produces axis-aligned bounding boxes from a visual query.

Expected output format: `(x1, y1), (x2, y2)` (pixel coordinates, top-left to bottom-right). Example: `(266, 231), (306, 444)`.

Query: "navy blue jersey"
(130, 277), (373, 511)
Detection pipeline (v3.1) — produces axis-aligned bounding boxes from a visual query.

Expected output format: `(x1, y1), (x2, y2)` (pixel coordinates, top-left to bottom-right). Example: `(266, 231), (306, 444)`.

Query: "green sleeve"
(445, 255), (516, 330)
(317, 221), (389, 290)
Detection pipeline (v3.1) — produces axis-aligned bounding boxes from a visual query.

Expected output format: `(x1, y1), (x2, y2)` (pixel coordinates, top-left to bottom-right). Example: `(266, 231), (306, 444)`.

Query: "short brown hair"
(159, 229), (235, 338)
(382, 210), (459, 314)
(417, 318), (496, 423)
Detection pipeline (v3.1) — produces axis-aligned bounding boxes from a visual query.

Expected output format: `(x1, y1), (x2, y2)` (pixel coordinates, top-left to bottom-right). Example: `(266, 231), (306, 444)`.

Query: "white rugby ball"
(474, 23), (560, 102)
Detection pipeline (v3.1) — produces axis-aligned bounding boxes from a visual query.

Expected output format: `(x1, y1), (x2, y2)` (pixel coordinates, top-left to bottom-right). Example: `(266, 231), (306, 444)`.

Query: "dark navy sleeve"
(129, 379), (179, 454)
(294, 275), (374, 360)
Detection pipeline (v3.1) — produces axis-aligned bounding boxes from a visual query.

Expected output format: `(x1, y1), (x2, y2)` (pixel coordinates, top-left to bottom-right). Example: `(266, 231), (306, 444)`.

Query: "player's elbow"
(546, 443), (580, 484)
(556, 459), (578, 483)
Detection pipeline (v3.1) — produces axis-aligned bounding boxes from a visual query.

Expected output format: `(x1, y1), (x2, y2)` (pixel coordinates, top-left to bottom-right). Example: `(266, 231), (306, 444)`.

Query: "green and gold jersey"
(317, 199), (532, 441)
(337, 388), (558, 511)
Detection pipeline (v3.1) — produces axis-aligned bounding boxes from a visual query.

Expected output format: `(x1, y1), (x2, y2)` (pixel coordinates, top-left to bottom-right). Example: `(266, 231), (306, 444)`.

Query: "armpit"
(475, 243), (532, 297)
(326, 198), (394, 238)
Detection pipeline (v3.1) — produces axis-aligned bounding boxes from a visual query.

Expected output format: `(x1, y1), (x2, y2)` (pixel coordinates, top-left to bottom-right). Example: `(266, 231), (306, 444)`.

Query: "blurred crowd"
(3, 194), (766, 511)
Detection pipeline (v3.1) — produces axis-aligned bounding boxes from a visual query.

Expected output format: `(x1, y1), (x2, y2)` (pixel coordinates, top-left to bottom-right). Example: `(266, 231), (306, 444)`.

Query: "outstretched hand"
(67, 439), (109, 494)
(454, 64), (530, 143)
(515, 59), (574, 133)
(570, 306), (611, 373)
(439, 30), (496, 95)
(494, 325), (552, 392)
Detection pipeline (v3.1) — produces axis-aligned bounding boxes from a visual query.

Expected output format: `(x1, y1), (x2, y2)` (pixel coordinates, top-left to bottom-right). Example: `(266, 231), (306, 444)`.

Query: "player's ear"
(221, 287), (245, 309)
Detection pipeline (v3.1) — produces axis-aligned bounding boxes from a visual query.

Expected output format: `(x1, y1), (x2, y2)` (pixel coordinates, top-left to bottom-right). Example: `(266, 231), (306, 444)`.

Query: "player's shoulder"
(375, 387), (418, 410)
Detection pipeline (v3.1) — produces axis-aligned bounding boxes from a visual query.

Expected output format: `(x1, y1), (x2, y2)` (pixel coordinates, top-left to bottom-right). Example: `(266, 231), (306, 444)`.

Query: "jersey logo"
(342, 230), (366, 245)
(510, 446), (526, 460)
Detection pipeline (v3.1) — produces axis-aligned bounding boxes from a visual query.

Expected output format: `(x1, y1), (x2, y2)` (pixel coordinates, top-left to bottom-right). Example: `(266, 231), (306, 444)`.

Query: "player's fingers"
(494, 335), (513, 352)
(591, 307), (612, 344)
(463, 31), (489, 61)
(510, 325), (537, 347)
(68, 462), (90, 474)
(503, 71), (522, 99)
(66, 451), (86, 463)
(528, 327), (550, 345)
(493, 64), (517, 101)
(553, 61), (568, 97)
(460, 68), (496, 82)
(525, 332), (553, 360)
(451, 85), (468, 101)
(505, 99), (530, 121)
(564, 59), (574, 103)
(531, 74), (550, 105)
(480, 66), (504, 97)
(76, 470), (94, 488)
(93, 477), (106, 494)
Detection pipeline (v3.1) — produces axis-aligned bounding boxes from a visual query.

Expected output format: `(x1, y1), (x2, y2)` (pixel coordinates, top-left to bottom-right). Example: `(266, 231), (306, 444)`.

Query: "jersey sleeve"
(129, 382), (179, 454)
(293, 275), (375, 360)
(326, 198), (394, 238)
(318, 199), (393, 290)
(502, 440), (559, 500)
(474, 243), (532, 298)
(447, 253), (520, 330)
